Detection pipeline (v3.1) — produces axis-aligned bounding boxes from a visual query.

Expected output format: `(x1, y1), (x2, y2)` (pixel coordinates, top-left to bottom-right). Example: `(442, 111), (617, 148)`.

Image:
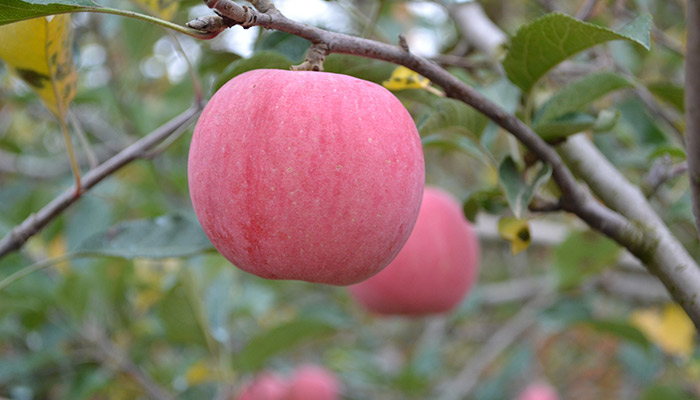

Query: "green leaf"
(498, 157), (552, 218)
(419, 98), (488, 139)
(235, 319), (339, 371)
(214, 51), (292, 91)
(421, 133), (484, 160)
(534, 112), (597, 140)
(77, 214), (214, 259)
(577, 319), (651, 349)
(0, 0), (98, 26)
(554, 230), (620, 289)
(255, 31), (310, 63)
(535, 73), (633, 124)
(648, 145), (686, 161)
(503, 13), (651, 92)
(324, 54), (395, 84)
(157, 284), (207, 346)
(642, 385), (698, 400)
(593, 109), (620, 133)
(647, 82), (684, 112)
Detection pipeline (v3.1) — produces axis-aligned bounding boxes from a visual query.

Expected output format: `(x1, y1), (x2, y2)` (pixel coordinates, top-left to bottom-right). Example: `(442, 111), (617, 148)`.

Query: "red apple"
(348, 187), (480, 315)
(236, 372), (288, 400)
(188, 69), (424, 285)
(285, 365), (341, 400)
(516, 382), (560, 400)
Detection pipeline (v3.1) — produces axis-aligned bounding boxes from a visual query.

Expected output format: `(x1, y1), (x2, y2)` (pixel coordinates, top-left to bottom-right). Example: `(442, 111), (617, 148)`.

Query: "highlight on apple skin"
(235, 372), (288, 400)
(188, 69), (425, 286)
(516, 382), (560, 400)
(348, 186), (481, 315)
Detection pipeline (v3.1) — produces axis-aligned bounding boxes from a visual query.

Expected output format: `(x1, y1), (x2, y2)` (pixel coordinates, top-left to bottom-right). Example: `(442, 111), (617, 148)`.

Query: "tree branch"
(83, 322), (176, 400)
(0, 105), (202, 259)
(558, 134), (700, 317)
(436, 293), (554, 400)
(686, 0), (700, 239)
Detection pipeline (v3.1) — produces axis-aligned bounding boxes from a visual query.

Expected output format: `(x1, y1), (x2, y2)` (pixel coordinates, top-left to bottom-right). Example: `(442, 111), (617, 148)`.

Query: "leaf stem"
(0, 253), (83, 291)
(59, 113), (83, 195)
(81, 7), (215, 39)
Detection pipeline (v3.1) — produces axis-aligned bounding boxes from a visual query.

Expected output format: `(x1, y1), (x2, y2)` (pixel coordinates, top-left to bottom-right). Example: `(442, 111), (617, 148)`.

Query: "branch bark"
(686, 0), (700, 238)
(558, 134), (700, 316)
(0, 105), (201, 259)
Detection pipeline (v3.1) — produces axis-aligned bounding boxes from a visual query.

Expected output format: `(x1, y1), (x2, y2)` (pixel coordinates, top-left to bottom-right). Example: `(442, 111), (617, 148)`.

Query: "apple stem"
(291, 43), (330, 72)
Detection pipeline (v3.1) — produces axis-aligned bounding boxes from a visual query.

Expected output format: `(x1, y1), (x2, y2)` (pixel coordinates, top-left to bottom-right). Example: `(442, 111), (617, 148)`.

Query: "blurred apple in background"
(348, 186), (481, 315)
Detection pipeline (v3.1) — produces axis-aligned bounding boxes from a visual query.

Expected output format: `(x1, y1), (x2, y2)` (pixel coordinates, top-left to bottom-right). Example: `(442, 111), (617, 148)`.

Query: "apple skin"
(348, 186), (480, 315)
(236, 373), (288, 400)
(516, 382), (560, 400)
(188, 69), (425, 285)
(285, 365), (341, 400)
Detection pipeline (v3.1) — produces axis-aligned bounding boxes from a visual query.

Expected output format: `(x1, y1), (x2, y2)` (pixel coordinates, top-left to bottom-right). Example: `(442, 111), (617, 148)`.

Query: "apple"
(236, 372), (288, 400)
(285, 365), (341, 400)
(348, 187), (480, 315)
(516, 382), (560, 400)
(188, 69), (425, 285)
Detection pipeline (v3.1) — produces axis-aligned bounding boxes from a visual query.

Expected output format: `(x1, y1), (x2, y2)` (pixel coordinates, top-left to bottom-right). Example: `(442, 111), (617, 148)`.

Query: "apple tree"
(0, 0), (699, 399)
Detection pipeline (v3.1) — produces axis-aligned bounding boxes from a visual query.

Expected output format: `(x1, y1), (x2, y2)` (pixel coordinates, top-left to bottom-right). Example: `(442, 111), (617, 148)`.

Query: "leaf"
(553, 230), (620, 289)
(648, 145), (686, 161)
(131, 0), (178, 20)
(214, 51), (292, 91)
(502, 13), (651, 92)
(185, 360), (220, 386)
(497, 216), (531, 254)
(77, 214), (214, 259)
(382, 66), (431, 90)
(0, 0), (98, 26)
(534, 73), (633, 124)
(419, 98), (488, 139)
(577, 319), (651, 349)
(642, 385), (697, 400)
(255, 31), (310, 63)
(630, 304), (696, 358)
(498, 157), (552, 218)
(593, 109), (620, 133)
(235, 319), (339, 371)
(421, 133), (484, 160)
(647, 82), (684, 112)
(323, 54), (395, 84)
(0, 15), (77, 118)
(157, 284), (207, 345)
(534, 112), (597, 140)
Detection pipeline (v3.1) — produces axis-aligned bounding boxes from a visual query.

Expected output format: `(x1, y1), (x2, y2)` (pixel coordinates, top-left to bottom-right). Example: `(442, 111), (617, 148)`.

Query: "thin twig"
(0, 105), (202, 259)
(68, 109), (98, 169)
(643, 156), (688, 197)
(437, 293), (554, 400)
(83, 322), (176, 400)
(575, 0), (600, 20)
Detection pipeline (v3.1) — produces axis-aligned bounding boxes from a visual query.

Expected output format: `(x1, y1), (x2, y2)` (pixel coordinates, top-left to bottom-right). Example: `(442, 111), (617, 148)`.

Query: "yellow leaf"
(0, 15), (77, 119)
(185, 360), (218, 386)
(382, 66), (431, 90)
(132, 0), (179, 20)
(630, 303), (696, 358)
(497, 216), (531, 254)
(48, 236), (70, 275)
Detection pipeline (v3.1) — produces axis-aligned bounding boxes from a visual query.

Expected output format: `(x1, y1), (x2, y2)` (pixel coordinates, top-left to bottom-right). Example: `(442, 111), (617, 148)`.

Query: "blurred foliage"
(0, 0), (699, 399)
